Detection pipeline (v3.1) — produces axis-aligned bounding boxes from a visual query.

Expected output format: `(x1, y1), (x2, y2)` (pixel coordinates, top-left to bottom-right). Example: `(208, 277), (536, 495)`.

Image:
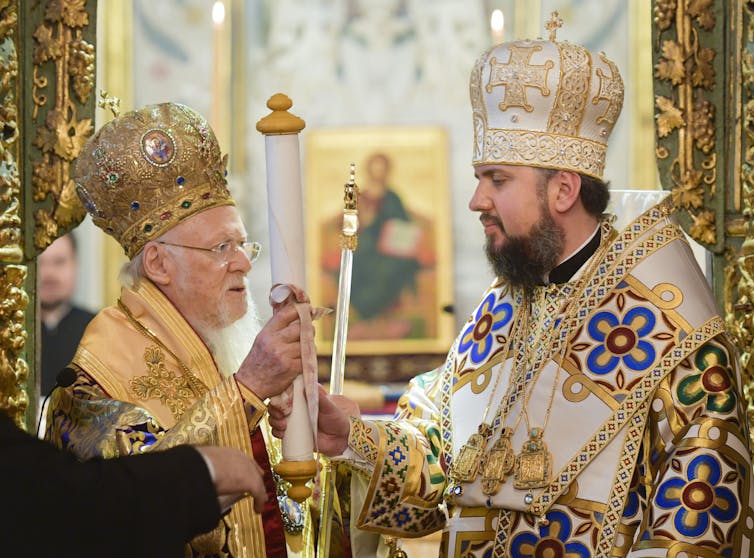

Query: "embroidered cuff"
(343, 417), (378, 474)
(234, 377), (267, 431)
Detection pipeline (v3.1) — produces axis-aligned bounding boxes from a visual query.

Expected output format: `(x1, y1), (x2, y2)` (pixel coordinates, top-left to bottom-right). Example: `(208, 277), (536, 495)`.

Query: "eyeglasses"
(156, 239), (261, 264)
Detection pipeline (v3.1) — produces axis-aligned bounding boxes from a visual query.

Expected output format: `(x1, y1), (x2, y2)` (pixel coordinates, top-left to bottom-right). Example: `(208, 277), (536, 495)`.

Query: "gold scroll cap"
(256, 93), (306, 135)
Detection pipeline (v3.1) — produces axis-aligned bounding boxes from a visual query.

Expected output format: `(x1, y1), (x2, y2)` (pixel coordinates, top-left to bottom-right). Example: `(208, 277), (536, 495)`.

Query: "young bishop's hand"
(268, 384), (358, 456)
(234, 304), (304, 400)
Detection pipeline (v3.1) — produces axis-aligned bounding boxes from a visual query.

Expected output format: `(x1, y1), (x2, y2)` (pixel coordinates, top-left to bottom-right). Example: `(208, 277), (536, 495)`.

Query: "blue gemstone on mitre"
(144, 224), (153, 232)
(130, 201), (140, 210)
(176, 176), (185, 185)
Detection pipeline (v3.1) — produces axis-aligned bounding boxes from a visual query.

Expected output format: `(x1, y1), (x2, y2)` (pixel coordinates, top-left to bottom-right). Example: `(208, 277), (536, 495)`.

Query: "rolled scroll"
(256, 94), (316, 501)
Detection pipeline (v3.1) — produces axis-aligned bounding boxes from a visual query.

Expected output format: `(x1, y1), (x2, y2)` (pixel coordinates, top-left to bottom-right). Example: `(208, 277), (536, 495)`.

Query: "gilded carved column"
(725, 1), (754, 448)
(653, 0), (754, 448)
(0, 1), (29, 428)
(0, 1), (94, 429)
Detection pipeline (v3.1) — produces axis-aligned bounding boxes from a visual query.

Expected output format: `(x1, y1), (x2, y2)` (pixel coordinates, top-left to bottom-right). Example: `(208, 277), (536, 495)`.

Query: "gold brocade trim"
(72, 346), (133, 402)
(211, 377), (265, 558)
(236, 380), (267, 430)
(548, 42), (590, 135)
(594, 397), (652, 557)
(119, 195), (235, 258)
(135, 280), (219, 389)
(349, 417), (379, 463)
(130, 346), (196, 420)
(479, 129), (607, 178)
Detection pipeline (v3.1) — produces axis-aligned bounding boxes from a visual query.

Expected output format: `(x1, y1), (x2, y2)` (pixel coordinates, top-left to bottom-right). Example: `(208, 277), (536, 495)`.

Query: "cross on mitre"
(486, 46), (554, 113)
(98, 89), (121, 118)
(545, 11), (563, 41)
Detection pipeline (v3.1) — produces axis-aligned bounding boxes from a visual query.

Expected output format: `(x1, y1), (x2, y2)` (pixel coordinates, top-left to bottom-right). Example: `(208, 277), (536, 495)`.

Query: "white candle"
(490, 9), (505, 45)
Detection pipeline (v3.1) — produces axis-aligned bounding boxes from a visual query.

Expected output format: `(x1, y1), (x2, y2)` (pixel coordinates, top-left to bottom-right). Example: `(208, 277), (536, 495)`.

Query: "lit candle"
(211, 1), (225, 130)
(490, 9), (505, 45)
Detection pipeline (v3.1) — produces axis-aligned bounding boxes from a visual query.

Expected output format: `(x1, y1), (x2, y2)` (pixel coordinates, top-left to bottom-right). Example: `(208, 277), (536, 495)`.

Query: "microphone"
(55, 367), (77, 389)
(36, 367), (77, 438)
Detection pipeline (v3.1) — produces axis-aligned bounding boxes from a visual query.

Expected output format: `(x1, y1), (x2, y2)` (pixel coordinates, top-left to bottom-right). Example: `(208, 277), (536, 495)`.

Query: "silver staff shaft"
(329, 163), (359, 395)
(329, 248), (353, 395)
(319, 164), (359, 557)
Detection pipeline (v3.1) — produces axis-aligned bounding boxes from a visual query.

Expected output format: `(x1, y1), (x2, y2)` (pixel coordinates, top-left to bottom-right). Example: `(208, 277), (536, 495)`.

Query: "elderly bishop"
(47, 103), (315, 558)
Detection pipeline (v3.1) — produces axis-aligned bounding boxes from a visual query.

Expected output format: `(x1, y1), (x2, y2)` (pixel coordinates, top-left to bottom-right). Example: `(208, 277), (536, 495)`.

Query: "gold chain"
(492, 220), (615, 433)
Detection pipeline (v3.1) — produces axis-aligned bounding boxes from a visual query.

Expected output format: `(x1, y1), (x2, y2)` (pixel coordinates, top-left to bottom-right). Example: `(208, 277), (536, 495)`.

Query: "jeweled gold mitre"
(74, 102), (235, 258)
(469, 37), (624, 180)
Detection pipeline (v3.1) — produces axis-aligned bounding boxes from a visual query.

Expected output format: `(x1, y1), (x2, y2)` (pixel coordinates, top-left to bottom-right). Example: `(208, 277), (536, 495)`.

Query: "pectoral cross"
(486, 46), (554, 113)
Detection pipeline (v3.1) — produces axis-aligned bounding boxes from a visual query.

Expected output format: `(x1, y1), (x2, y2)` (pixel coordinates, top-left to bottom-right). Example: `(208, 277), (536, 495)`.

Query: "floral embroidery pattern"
(458, 292), (513, 364)
(654, 455), (738, 538)
(509, 510), (590, 558)
(130, 346), (195, 420)
(586, 306), (656, 375)
(677, 343), (737, 413)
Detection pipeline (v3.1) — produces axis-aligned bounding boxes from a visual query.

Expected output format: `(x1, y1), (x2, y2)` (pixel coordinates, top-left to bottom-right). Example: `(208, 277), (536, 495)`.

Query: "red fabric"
(250, 429), (287, 557)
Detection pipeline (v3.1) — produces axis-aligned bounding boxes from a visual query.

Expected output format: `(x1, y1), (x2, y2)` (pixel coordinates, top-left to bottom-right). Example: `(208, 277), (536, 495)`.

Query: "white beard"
(200, 289), (262, 377)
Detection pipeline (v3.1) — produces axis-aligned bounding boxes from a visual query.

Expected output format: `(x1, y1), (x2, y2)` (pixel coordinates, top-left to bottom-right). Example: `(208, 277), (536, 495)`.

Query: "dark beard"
(485, 209), (565, 294)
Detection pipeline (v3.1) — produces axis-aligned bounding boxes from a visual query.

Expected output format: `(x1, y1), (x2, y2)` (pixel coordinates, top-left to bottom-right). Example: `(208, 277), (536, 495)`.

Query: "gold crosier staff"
(318, 165), (359, 556)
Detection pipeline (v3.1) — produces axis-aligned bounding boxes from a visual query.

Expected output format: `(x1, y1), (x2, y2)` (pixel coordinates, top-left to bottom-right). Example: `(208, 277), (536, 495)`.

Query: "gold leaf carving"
(0, 264), (29, 425)
(653, 0), (676, 32)
(654, 0), (718, 248)
(32, 24), (62, 64)
(689, 210), (716, 244)
(32, 155), (56, 202)
(34, 209), (59, 249)
(45, 0), (89, 28)
(0, 2), (21, 263)
(744, 50), (754, 89)
(671, 169), (705, 209)
(692, 47), (716, 89)
(655, 96), (684, 137)
(68, 39), (95, 103)
(656, 40), (685, 85)
(32, 107), (93, 160)
(32, 0), (94, 250)
(692, 96), (715, 154)
(0, 1), (16, 40)
(688, 0), (716, 30)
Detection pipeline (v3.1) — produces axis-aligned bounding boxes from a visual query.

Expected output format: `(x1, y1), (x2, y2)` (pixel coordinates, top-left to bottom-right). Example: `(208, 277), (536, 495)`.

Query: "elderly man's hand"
(195, 446), (267, 513)
(234, 305), (304, 400)
(269, 384), (357, 456)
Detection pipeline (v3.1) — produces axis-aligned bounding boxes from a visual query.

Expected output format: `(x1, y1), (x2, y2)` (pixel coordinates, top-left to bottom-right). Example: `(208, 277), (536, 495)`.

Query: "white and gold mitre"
(469, 16), (625, 180)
